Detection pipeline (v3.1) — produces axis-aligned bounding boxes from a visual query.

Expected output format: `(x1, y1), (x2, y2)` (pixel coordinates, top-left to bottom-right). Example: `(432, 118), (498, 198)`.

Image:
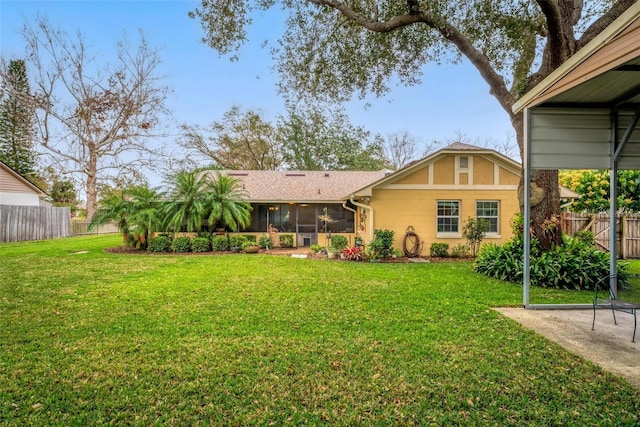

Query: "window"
(437, 201), (460, 233)
(459, 156), (469, 169)
(476, 201), (499, 234)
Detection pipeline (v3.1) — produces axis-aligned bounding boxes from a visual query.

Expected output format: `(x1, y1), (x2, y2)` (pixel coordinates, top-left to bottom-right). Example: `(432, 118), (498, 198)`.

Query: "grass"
(1, 235), (639, 425)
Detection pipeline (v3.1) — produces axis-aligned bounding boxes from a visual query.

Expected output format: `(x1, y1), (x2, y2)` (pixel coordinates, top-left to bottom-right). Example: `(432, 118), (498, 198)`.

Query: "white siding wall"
(0, 191), (41, 206)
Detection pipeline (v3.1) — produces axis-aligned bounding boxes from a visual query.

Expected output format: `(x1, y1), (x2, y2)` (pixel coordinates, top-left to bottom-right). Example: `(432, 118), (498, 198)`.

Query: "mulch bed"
(103, 246), (473, 263)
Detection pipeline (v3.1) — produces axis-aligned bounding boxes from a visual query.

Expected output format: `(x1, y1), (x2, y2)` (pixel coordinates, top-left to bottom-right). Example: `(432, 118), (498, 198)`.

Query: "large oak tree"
(190, 0), (635, 249)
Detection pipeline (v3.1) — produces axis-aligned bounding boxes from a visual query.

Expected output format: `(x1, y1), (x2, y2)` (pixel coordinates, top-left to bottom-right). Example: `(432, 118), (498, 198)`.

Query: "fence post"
(621, 214), (627, 260)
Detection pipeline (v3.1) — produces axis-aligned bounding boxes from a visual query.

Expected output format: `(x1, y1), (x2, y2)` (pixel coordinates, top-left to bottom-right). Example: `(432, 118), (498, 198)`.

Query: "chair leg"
(592, 304), (597, 331)
(633, 310), (637, 343)
(611, 304), (618, 325)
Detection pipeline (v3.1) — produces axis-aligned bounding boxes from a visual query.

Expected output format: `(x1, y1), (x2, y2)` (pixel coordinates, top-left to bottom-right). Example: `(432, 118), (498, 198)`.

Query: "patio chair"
(592, 275), (639, 343)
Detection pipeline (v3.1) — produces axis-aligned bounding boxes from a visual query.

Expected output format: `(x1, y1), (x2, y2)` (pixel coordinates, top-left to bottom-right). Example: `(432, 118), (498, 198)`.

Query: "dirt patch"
(496, 307), (639, 388)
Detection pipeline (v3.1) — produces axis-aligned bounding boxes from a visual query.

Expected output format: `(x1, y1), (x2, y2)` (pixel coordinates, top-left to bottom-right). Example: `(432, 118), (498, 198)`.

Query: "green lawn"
(1, 235), (638, 425)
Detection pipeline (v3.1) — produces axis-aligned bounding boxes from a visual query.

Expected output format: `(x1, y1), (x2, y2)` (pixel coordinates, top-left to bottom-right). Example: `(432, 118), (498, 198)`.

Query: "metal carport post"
(515, 3), (640, 308)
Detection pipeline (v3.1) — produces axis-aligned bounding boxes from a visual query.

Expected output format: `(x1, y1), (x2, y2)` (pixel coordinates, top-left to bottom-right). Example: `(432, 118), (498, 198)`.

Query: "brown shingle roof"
(208, 170), (390, 202)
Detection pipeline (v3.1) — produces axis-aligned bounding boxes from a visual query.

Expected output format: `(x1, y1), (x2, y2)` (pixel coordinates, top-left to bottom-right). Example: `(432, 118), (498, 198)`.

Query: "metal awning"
(513, 4), (640, 307)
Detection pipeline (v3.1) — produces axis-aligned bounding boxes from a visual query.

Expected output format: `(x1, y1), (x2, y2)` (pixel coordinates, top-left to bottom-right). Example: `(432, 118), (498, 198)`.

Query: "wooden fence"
(0, 205), (71, 243)
(561, 212), (640, 259)
(71, 221), (119, 235)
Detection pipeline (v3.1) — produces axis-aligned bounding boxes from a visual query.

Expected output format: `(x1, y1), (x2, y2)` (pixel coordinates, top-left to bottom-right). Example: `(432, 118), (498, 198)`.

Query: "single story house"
(212, 142), (576, 255)
(0, 161), (48, 206)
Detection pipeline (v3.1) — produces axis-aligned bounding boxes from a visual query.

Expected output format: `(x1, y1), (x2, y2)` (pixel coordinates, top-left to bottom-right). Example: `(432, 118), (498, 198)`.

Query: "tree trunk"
(512, 113), (563, 251)
(85, 149), (98, 222)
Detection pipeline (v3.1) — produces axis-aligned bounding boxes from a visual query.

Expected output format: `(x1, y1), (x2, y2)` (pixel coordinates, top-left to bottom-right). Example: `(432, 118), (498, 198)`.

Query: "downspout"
(342, 201), (357, 246)
(349, 195), (374, 242)
(341, 200), (356, 215)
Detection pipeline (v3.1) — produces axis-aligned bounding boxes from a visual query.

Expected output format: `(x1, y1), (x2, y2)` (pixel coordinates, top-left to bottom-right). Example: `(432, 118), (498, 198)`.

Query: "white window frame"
(437, 200), (461, 237)
(476, 200), (500, 237)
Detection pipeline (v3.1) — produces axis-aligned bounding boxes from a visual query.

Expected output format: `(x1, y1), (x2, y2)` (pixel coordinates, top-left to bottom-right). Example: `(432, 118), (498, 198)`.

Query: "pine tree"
(0, 59), (37, 177)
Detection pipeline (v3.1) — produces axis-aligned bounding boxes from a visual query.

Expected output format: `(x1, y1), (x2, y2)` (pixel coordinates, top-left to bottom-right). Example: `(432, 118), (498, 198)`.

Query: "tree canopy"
(278, 104), (385, 171)
(180, 105), (387, 172)
(559, 170), (640, 213)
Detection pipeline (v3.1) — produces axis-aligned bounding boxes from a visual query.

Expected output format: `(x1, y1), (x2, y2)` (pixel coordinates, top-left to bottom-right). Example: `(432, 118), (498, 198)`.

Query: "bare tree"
(19, 17), (169, 220)
(382, 131), (421, 170)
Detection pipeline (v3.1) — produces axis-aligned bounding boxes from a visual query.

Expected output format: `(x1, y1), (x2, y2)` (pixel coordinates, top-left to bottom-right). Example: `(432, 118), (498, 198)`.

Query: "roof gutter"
(349, 195), (374, 242)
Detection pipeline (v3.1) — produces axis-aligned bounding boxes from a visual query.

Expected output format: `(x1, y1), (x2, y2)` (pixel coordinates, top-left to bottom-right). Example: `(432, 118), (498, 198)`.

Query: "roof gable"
(352, 143), (521, 195)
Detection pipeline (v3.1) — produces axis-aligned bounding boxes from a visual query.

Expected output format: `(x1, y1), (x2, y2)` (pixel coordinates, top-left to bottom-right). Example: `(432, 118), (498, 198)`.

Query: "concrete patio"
(496, 307), (639, 387)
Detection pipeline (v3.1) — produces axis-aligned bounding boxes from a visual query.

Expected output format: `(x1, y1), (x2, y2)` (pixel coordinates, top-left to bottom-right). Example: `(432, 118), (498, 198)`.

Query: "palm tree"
(89, 185), (163, 249)
(163, 171), (211, 233)
(127, 186), (163, 249)
(89, 189), (132, 238)
(207, 172), (252, 231)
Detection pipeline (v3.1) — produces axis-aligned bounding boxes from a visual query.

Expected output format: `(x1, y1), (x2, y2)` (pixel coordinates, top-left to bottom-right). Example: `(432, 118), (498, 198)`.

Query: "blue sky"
(0, 0), (516, 164)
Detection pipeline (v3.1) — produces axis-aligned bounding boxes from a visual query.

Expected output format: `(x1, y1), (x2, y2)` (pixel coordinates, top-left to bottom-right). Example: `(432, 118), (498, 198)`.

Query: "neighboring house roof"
(211, 169), (390, 203)
(352, 142), (521, 197)
(0, 160), (47, 198)
(559, 186), (579, 199)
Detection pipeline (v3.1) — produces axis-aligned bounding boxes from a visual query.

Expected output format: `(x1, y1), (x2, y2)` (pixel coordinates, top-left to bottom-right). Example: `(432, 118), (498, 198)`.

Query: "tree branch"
(307, 0), (515, 115)
(579, 0), (637, 48)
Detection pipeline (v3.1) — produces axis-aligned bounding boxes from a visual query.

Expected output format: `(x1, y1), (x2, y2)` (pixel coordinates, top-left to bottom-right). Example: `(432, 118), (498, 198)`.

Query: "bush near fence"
(561, 212), (640, 259)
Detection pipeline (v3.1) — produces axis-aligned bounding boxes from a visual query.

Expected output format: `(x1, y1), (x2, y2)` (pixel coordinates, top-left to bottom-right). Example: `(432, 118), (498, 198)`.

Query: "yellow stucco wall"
(394, 166), (429, 184)
(473, 156), (495, 185)
(366, 188), (519, 257)
(500, 167), (520, 185)
(433, 157), (454, 184)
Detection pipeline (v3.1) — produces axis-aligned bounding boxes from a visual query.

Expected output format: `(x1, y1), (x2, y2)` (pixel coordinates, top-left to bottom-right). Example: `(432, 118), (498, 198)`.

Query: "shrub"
(259, 235), (271, 249)
(212, 236), (229, 251)
(372, 229), (395, 259)
(330, 235), (348, 251)
(147, 235), (172, 253)
(310, 243), (323, 253)
(574, 230), (596, 246)
(393, 248), (404, 258)
(244, 234), (257, 243)
(197, 231), (212, 241)
(172, 236), (192, 253)
(229, 235), (247, 249)
(451, 244), (471, 258)
(342, 246), (364, 261)
(463, 217), (490, 256)
(242, 240), (259, 249)
(474, 234), (628, 290)
(430, 242), (449, 258)
(279, 234), (294, 248)
(192, 237), (211, 253)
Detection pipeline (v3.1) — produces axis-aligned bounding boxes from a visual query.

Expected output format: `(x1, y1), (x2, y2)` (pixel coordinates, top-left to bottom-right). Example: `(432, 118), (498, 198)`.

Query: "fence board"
(0, 206), (71, 243)
(562, 212), (640, 259)
(71, 221), (118, 235)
